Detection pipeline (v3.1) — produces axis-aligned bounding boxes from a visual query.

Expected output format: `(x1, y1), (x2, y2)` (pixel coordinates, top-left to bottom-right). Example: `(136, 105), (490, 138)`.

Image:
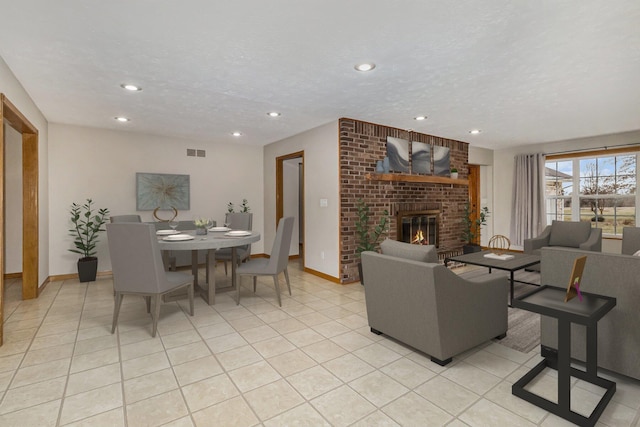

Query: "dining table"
(156, 229), (260, 305)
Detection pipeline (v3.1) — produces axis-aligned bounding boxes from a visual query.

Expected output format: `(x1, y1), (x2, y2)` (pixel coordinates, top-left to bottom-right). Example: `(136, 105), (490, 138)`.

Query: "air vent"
(196, 149), (206, 157)
(187, 149), (196, 157)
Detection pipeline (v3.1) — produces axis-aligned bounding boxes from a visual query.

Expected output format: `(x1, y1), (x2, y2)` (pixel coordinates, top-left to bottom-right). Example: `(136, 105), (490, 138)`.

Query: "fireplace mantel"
(365, 172), (468, 186)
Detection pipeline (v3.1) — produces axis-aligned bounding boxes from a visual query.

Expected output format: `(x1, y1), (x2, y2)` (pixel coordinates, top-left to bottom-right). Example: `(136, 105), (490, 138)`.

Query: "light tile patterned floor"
(1, 261), (639, 426)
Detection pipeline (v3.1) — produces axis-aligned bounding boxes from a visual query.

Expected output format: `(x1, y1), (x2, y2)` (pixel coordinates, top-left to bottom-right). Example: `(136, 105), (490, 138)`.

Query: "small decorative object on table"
(194, 217), (211, 235)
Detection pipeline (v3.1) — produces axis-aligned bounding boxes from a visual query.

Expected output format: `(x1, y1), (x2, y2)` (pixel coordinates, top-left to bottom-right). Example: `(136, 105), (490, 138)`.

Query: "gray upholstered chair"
(235, 216), (294, 306)
(362, 245), (508, 366)
(216, 213), (253, 274)
(107, 223), (194, 337)
(524, 220), (602, 270)
(110, 214), (142, 223)
(621, 226), (640, 255)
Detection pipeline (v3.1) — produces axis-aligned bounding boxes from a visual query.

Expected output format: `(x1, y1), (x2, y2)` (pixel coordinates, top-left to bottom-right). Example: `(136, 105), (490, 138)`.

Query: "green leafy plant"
(461, 202), (489, 245)
(450, 167), (458, 173)
(355, 199), (389, 255)
(228, 199), (251, 213)
(69, 199), (110, 259)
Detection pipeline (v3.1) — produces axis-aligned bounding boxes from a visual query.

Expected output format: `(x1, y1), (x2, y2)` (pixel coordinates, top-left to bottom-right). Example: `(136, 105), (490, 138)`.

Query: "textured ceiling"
(1, 1), (639, 149)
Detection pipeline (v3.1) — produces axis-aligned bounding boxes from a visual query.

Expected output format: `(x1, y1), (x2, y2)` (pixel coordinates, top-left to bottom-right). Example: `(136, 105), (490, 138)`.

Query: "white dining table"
(157, 230), (260, 305)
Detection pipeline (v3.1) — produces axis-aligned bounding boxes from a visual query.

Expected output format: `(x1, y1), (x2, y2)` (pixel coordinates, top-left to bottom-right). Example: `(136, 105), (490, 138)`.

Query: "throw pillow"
(548, 220), (591, 248)
(380, 239), (438, 263)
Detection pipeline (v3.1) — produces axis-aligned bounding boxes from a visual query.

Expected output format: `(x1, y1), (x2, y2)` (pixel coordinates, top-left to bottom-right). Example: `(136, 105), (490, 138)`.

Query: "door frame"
(468, 164), (481, 244)
(0, 94), (39, 346)
(276, 151), (304, 265)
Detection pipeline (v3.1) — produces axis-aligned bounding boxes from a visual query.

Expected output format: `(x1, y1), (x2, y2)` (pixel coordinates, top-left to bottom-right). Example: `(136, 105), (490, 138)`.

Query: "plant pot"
(357, 262), (364, 285)
(450, 172), (458, 179)
(78, 257), (98, 282)
(196, 227), (208, 235)
(462, 244), (482, 254)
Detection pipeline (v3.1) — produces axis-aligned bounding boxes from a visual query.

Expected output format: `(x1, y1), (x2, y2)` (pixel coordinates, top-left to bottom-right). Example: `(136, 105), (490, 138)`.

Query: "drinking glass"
(168, 221), (179, 232)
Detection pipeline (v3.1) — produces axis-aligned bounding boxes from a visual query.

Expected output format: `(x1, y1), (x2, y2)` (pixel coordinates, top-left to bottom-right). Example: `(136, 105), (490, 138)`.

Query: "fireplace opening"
(398, 210), (439, 247)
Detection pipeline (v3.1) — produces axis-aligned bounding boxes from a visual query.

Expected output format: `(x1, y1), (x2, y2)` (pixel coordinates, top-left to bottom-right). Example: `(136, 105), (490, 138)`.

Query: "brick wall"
(339, 117), (469, 283)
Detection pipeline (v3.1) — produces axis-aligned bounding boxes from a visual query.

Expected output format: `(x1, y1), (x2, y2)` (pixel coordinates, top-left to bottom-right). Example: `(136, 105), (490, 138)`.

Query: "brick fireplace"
(339, 118), (469, 283)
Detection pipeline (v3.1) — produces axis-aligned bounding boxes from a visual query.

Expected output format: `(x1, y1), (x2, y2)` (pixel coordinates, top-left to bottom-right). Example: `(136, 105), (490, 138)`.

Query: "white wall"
(48, 123), (264, 275)
(264, 121), (339, 278)
(1, 54), (50, 286)
(283, 158), (300, 256)
(492, 130), (640, 250)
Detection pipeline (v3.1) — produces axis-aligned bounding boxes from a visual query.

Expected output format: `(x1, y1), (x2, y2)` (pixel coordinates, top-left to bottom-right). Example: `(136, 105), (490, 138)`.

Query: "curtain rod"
(545, 142), (640, 156)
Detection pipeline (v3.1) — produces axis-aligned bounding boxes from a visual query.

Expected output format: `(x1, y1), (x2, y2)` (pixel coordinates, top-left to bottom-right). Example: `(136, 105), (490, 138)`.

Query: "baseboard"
(303, 267), (341, 284)
(3, 272), (22, 280)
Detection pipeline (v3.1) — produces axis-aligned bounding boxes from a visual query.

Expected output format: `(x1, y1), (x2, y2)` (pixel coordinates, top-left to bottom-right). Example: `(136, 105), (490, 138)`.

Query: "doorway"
(1, 94), (39, 346)
(468, 164), (481, 244)
(276, 151), (304, 267)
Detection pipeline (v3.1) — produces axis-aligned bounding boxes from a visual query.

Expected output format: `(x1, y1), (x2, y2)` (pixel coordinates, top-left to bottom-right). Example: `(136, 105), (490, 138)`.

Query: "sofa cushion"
(380, 239), (438, 263)
(548, 220), (591, 248)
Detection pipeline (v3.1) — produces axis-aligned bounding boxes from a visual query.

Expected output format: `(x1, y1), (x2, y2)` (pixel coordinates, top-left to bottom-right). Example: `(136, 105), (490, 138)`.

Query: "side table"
(512, 285), (616, 427)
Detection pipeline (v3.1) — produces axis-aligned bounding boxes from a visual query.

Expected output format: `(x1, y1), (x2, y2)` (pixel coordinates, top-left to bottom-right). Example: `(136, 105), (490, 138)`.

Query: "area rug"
(454, 265), (541, 354)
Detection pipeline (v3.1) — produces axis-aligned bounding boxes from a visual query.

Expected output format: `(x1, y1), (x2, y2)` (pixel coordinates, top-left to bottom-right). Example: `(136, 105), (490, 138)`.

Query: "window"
(546, 152), (637, 236)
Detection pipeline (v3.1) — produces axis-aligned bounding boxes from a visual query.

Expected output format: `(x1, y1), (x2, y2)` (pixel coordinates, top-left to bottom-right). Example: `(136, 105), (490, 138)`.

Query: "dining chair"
(109, 214), (142, 223)
(107, 223), (194, 337)
(216, 212), (253, 274)
(235, 216), (294, 306)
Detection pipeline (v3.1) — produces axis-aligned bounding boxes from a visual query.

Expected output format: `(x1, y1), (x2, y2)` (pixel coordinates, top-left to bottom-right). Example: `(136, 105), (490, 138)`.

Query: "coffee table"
(445, 250), (540, 305)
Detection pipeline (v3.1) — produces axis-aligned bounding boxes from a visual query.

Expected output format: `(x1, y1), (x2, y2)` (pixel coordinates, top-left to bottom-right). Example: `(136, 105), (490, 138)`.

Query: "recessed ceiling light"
(469, 129), (481, 134)
(354, 63), (376, 72)
(232, 131), (243, 137)
(414, 116), (427, 121)
(115, 117), (130, 122)
(267, 112), (281, 117)
(120, 84), (142, 91)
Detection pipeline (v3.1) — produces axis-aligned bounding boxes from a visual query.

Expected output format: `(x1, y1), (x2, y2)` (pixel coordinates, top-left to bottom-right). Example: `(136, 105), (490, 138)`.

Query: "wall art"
(433, 146), (451, 176)
(386, 137), (409, 173)
(411, 141), (431, 174)
(136, 172), (190, 210)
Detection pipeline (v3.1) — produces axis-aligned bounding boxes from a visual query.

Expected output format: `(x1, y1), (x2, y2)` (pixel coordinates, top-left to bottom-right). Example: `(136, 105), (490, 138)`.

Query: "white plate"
(162, 234), (194, 241)
(209, 226), (231, 232)
(156, 229), (179, 235)
(225, 230), (252, 237)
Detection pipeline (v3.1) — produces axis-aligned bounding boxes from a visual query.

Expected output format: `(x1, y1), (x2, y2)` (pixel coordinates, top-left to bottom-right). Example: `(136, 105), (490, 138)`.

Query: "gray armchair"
(362, 242), (508, 366)
(524, 220), (602, 270)
(621, 226), (640, 255)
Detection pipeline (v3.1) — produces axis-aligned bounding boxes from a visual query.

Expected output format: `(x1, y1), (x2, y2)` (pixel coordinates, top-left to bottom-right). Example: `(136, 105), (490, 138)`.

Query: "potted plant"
(355, 199), (389, 284)
(69, 199), (110, 282)
(450, 167), (459, 179)
(461, 201), (489, 253)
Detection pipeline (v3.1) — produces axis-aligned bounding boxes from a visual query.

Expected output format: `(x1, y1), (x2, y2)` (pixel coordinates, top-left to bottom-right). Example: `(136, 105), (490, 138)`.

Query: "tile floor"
(1, 261), (639, 426)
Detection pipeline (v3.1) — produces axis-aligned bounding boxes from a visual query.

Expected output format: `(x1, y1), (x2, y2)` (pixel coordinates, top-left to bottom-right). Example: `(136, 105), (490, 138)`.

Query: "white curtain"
(511, 153), (546, 246)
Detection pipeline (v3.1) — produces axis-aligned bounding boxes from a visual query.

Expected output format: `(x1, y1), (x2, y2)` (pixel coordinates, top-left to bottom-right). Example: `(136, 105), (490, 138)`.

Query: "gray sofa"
(524, 220), (602, 271)
(540, 246), (640, 380)
(362, 240), (508, 366)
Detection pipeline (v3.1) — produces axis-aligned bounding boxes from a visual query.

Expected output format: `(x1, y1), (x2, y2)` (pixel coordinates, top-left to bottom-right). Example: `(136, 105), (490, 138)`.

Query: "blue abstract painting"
(433, 146), (451, 176)
(386, 137), (409, 173)
(411, 141), (431, 174)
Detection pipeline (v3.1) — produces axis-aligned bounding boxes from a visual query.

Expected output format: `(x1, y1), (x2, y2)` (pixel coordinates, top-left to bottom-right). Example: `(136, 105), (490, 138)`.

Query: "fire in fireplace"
(398, 210), (439, 247)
